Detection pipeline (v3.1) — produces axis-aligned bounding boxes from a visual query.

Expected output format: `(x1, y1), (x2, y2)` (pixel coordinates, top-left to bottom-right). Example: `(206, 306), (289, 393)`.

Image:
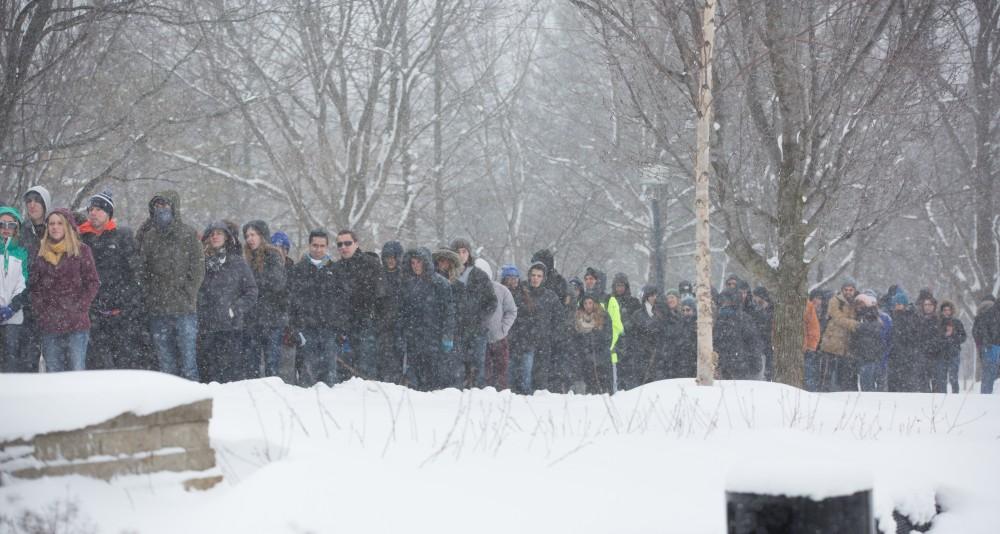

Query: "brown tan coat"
(818, 292), (858, 357)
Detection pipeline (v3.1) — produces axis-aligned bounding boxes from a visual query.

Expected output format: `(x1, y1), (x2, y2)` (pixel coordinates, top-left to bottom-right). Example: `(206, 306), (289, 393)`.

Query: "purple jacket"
(29, 244), (100, 334)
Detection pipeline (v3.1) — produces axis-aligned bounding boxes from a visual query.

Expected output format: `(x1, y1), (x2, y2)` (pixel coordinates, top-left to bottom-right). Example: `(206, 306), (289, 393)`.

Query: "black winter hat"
(640, 285), (661, 302)
(678, 280), (693, 294)
(585, 267), (600, 280)
(88, 189), (115, 219)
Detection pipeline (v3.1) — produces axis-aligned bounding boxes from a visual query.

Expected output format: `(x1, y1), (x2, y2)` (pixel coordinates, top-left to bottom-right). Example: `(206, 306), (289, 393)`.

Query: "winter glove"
(0, 306), (13, 323)
(442, 338), (454, 353)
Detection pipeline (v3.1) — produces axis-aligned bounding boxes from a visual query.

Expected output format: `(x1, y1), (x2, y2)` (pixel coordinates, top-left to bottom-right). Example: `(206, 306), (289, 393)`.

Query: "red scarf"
(78, 219), (117, 236)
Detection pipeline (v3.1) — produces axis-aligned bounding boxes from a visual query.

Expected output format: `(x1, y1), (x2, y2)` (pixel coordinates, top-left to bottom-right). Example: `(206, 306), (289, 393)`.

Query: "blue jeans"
(41, 331), (89, 372)
(947, 350), (960, 393)
(150, 314), (199, 381)
(508, 351), (535, 394)
(982, 345), (1000, 394)
(297, 328), (341, 387)
(459, 332), (488, 388)
(859, 360), (881, 391)
(1, 324), (25, 372)
(803, 351), (821, 392)
(244, 327), (284, 378)
(340, 327), (376, 381)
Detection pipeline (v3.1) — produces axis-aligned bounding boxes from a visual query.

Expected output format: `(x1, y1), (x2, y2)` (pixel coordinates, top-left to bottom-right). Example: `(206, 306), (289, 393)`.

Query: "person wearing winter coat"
(803, 288), (823, 392)
(479, 259), (517, 390)
(887, 290), (922, 392)
(530, 249), (568, 305)
(0, 207), (30, 372)
(714, 288), (759, 380)
(574, 293), (612, 394)
(17, 186), (50, 374)
(914, 294), (940, 392)
(659, 289), (685, 379)
(973, 294), (1000, 394)
(447, 239), (497, 389)
(627, 285), (665, 384)
(79, 190), (143, 370)
(135, 191), (206, 381)
(401, 247), (455, 391)
(938, 301), (966, 393)
(241, 220), (288, 379)
(197, 222), (258, 383)
(288, 230), (350, 387)
(507, 262), (560, 393)
(377, 240), (405, 383)
(931, 316), (963, 393)
(817, 278), (860, 391)
(607, 272), (642, 388)
(972, 295), (998, 393)
(677, 296), (698, 378)
(851, 295), (885, 391)
(29, 208), (100, 372)
(751, 286), (775, 381)
(334, 230), (385, 381)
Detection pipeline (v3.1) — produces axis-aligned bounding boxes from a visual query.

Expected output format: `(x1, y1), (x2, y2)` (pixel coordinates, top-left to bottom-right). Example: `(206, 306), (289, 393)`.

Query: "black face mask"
(153, 206), (173, 228)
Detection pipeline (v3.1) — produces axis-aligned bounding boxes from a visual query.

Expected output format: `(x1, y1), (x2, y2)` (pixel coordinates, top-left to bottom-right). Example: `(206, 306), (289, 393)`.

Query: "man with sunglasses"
(334, 230), (384, 382)
(0, 207), (30, 372)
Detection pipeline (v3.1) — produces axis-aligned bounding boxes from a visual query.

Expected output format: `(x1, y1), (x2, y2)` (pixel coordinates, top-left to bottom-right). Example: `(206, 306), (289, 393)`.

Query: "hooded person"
(376, 240), (405, 383)
(886, 289), (923, 392)
(574, 293), (612, 394)
(582, 267), (608, 303)
(241, 220), (288, 379)
(713, 288), (758, 380)
(198, 221), (258, 383)
(29, 208), (100, 372)
(20, 185), (51, 258)
(0, 206), (30, 372)
(400, 247), (456, 390)
(135, 191), (206, 381)
(529, 249), (568, 303)
(475, 257), (517, 390)
(972, 295), (997, 391)
(445, 239), (497, 389)
(675, 295), (699, 378)
(79, 189), (144, 370)
(607, 272), (642, 389)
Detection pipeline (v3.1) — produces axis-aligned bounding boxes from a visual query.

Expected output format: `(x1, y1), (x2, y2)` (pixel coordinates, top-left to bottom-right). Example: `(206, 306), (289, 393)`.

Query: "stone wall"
(0, 398), (221, 490)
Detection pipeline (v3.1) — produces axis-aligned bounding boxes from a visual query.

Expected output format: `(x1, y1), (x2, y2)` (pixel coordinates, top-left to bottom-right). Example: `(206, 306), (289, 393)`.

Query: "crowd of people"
(0, 186), (998, 395)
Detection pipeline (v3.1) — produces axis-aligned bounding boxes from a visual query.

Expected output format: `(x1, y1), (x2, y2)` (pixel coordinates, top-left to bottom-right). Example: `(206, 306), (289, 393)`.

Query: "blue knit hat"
(892, 289), (909, 307)
(500, 264), (520, 279)
(270, 231), (291, 252)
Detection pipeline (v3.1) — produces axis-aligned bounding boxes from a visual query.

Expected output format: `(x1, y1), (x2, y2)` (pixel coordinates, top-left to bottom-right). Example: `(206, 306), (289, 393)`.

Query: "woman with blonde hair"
(29, 208), (99, 371)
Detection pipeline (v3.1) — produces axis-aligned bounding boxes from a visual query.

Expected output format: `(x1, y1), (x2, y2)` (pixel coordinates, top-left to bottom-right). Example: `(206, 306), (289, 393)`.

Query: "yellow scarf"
(42, 240), (67, 266)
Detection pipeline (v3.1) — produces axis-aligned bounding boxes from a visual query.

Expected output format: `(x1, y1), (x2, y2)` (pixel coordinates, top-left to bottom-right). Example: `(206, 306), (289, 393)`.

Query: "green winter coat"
(135, 190), (205, 315)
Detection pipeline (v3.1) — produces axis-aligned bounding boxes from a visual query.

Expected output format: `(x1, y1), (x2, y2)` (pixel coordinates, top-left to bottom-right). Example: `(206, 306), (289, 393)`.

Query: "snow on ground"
(1, 374), (998, 533)
(0, 371), (210, 442)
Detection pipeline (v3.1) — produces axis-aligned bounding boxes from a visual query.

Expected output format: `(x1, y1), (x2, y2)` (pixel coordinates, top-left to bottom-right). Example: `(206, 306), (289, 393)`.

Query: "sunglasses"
(336, 240), (354, 248)
(0, 222), (18, 230)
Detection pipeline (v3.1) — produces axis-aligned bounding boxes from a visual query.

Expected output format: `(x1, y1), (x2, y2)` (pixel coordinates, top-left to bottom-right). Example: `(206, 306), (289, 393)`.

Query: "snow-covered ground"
(1, 373), (998, 533)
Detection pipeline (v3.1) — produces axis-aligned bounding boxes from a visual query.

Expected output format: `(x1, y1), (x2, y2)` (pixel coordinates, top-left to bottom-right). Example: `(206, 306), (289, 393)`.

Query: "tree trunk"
(695, 0), (717, 386)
